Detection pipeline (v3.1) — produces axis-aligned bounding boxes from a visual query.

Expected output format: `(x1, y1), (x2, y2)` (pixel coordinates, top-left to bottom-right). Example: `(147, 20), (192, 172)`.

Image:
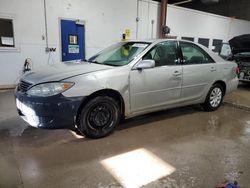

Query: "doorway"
(60, 19), (85, 62)
(137, 0), (160, 39)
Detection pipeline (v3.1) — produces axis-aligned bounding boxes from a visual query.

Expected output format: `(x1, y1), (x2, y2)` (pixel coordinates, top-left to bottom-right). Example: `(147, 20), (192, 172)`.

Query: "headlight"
(27, 82), (74, 97)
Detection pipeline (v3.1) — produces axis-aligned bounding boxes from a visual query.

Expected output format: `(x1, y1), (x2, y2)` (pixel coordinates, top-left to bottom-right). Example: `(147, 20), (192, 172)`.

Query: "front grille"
(18, 80), (32, 92)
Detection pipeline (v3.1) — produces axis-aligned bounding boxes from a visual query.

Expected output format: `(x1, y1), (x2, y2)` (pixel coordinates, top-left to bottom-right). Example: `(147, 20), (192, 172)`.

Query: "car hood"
(229, 34), (250, 54)
(22, 61), (112, 84)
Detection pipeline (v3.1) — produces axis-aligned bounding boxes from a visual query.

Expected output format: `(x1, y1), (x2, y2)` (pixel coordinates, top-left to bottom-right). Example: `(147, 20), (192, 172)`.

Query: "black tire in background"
(202, 84), (224, 111)
(77, 96), (121, 139)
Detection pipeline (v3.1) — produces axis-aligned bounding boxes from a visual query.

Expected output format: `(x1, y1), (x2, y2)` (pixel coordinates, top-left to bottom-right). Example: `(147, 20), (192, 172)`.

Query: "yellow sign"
(125, 29), (131, 38)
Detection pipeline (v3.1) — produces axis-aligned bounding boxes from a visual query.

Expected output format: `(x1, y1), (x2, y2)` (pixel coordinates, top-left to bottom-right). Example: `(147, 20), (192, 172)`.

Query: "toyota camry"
(15, 39), (239, 138)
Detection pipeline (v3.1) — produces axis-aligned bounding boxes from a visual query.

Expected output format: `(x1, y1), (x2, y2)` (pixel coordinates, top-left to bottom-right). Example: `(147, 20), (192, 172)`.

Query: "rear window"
(180, 42), (215, 64)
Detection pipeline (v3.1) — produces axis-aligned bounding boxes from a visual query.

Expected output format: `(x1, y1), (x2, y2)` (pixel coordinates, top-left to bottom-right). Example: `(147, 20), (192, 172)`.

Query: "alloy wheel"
(209, 87), (222, 108)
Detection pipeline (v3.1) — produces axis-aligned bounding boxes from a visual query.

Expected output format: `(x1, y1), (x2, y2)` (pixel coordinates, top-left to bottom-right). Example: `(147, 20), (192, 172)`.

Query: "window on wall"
(212, 39), (223, 53)
(198, 38), (209, 48)
(0, 18), (15, 48)
(181, 37), (194, 42)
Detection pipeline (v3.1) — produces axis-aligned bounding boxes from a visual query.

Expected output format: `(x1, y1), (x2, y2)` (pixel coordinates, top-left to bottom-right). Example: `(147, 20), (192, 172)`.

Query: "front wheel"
(77, 96), (121, 139)
(202, 84), (224, 111)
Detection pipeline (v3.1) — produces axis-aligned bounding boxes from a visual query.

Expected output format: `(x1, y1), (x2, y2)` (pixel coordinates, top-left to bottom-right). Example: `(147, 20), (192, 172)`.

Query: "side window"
(180, 42), (214, 65)
(143, 41), (179, 67)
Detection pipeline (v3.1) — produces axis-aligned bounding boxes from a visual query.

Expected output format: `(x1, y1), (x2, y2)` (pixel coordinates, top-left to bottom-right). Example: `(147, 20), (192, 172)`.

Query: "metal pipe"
(159, 0), (168, 38)
(173, 0), (192, 5)
(136, 0), (139, 39)
(43, 0), (49, 49)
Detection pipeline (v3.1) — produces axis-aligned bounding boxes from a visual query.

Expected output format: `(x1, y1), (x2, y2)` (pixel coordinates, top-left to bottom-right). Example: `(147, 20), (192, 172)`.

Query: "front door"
(61, 19), (85, 61)
(130, 41), (182, 112)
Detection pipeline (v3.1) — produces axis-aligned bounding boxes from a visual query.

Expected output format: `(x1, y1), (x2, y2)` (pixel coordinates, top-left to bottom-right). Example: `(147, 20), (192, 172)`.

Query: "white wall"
(46, 0), (138, 57)
(0, 0), (138, 85)
(167, 4), (250, 49)
(0, 1), (250, 86)
(0, 0), (48, 85)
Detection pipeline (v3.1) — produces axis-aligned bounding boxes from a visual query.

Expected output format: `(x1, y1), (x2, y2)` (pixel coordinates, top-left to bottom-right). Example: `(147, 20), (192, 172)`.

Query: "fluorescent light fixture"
(101, 148), (176, 188)
(173, 0), (192, 5)
(202, 0), (219, 3)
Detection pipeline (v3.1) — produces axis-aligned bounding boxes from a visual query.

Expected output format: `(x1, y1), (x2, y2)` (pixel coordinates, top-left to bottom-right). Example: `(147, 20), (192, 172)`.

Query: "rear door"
(179, 41), (216, 102)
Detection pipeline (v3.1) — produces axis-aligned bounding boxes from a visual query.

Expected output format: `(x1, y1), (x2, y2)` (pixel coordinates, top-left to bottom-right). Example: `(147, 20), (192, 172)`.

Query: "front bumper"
(239, 79), (250, 82)
(15, 90), (85, 128)
(238, 65), (250, 82)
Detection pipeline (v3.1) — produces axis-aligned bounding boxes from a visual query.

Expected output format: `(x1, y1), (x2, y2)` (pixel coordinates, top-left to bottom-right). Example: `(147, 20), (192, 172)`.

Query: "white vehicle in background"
(15, 39), (238, 138)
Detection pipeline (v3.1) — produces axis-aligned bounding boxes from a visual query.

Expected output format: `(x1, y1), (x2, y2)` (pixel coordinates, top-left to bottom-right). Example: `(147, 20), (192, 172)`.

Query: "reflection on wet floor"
(1, 90), (250, 188)
(101, 148), (176, 188)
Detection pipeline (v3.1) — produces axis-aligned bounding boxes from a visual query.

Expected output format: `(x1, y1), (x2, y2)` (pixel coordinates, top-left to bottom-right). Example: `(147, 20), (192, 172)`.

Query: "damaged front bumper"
(15, 89), (84, 128)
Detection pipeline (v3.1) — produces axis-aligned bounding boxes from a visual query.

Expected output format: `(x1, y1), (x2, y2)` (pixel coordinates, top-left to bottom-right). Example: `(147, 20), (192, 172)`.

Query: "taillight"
(236, 67), (240, 74)
(232, 67), (239, 78)
(232, 67), (240, 74)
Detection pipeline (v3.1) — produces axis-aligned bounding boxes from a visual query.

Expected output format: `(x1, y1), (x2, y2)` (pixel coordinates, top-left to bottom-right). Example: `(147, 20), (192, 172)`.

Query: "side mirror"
(133, 59), (155, 70)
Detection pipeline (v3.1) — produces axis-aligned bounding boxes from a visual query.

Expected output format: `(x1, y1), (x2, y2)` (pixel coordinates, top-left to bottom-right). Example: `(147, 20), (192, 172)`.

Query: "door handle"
(173, 71), (182, 76)
(210, 67), (216, 72)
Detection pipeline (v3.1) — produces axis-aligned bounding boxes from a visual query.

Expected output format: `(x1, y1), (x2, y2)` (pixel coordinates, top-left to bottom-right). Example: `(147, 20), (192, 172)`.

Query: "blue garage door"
(61, 19), (85, 62)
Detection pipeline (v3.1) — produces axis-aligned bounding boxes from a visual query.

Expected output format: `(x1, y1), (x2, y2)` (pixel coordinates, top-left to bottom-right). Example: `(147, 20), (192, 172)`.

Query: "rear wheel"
(202, 84), (224, 111)
(77, 96), (121, 139)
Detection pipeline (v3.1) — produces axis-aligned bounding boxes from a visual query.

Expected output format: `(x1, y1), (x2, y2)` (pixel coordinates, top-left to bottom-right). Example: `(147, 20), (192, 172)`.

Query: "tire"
(77, 96), (121, 139)
(201, 84), (224, 111)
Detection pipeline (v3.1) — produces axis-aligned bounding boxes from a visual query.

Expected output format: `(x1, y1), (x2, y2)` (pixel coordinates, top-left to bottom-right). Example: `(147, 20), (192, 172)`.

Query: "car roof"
(125, 38), (196, 44)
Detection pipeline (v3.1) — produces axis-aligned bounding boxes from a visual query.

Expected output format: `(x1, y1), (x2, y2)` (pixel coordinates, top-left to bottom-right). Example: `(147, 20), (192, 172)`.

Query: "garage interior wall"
(0, 0), (139, 86)
(0, 0), (250, 86)
(167, 4), (250, 49)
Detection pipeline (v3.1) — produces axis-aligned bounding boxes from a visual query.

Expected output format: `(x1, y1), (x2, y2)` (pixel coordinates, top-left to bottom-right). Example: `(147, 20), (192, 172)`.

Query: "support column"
(159, 0), (168, 38)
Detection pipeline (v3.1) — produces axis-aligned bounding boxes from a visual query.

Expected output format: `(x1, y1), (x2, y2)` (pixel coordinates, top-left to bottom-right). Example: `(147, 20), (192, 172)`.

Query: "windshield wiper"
(84, 59), (120, 66)
(85, 59), (101, 64)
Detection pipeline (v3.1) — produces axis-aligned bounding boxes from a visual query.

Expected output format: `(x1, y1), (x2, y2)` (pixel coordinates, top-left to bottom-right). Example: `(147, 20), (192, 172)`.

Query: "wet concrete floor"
(225, 82), (250, 108)
(0, 86), (250, 188)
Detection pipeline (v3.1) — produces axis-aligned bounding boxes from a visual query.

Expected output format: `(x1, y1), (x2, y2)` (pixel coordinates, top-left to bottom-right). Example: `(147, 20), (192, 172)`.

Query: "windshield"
(88, 42), (150, 66)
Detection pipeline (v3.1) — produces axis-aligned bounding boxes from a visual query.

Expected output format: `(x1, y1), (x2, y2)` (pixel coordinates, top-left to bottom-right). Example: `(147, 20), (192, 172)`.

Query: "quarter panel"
(215, 61), (239, 94)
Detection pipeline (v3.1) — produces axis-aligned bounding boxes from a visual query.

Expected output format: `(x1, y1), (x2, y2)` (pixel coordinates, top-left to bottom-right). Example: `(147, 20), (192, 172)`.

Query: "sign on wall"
(68, 45), (79, 54)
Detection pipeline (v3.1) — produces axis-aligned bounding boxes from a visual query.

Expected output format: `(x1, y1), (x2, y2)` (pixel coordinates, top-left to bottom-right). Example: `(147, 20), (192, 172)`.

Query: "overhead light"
(173, 0), (192, 5)
(202, 0), (219, 3)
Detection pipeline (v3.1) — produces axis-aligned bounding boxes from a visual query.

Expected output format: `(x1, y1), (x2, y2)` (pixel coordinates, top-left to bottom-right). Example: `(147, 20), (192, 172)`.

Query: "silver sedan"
(15, 39), (239, 138)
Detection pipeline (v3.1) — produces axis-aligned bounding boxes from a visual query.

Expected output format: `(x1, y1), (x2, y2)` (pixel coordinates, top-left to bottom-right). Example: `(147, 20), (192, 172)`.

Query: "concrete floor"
(225, 82), (250, 108)
(0, 84), (250, 188)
